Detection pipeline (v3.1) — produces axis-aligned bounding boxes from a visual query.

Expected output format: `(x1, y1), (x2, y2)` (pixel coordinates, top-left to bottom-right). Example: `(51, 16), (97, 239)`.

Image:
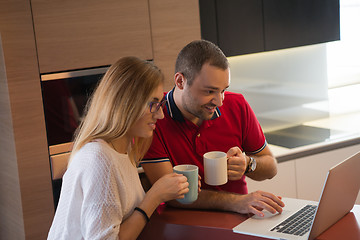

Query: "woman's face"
(128, 84), (165, 138)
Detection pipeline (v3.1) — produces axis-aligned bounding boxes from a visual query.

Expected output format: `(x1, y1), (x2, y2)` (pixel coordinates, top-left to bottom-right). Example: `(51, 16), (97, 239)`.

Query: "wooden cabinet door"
(149, 0), (201, 91)
(199, 0), (340, 57)
(263, 0), (340, 51)
(31, 0), (153, 73)
(215, 0), (264, 56)
(199, 0), (264, 57)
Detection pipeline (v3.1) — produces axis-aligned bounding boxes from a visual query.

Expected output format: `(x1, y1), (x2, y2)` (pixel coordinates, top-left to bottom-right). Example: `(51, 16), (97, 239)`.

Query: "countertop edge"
(275, 136), (360, 163)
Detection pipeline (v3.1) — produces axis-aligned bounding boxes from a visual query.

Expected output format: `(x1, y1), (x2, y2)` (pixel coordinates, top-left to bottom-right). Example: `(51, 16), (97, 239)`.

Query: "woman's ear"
(174, 72), (186, 90)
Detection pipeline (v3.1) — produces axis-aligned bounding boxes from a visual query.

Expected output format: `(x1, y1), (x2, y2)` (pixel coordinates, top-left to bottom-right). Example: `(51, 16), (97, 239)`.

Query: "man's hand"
(226, 145), (278, 181)
(233, 190), (285, 217)
(227, 147), (247, 181)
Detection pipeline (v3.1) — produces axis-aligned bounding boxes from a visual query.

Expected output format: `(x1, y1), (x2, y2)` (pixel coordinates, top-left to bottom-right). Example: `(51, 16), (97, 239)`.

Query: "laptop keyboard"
(270, 205), (317, 236)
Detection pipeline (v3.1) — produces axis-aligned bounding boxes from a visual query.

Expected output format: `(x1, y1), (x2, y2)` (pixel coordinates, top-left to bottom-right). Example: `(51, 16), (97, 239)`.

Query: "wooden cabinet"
(149, 0), (201, 90)
(0, 0), (54, 239)
(1, 0), (200, 237)
(263, 0), (340, 51)
(199, 0), (264, 56)
(31, 0), (201, 87)
(199, 0), (340, 57)
(0, 0), (200, 238)
(31, 0), (153, 73)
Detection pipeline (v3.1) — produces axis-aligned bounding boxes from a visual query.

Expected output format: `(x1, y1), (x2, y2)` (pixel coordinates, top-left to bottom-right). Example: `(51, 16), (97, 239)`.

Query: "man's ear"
(174, 72), (186, 90)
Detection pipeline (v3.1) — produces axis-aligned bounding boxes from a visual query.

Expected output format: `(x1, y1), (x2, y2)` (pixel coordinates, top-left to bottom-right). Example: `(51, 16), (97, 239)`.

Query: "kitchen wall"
(0, 1), (200, 239)
(228, 0), (360, 136)
(0, 0), (55, 238)
(0, 34), (26, 240)
(228, 44), (330, 132)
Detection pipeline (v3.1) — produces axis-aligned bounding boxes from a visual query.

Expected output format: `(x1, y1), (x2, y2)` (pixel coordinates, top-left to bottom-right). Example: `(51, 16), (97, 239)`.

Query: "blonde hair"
(70, 56), (164, 165)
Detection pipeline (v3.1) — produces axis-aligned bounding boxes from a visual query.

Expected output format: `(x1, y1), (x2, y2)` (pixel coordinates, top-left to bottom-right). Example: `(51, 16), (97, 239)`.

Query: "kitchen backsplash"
(228, 44), (330, 132)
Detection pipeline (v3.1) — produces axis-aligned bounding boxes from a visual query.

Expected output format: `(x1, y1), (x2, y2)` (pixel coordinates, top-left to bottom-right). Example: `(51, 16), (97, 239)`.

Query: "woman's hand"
(150, 172), (189, 203)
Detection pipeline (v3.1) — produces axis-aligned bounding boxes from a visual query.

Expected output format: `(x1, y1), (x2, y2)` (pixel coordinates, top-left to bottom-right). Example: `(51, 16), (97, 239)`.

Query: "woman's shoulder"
(70, 140), (115, 169)
(83, 139), (110, 152)
(78, 140), (109, 156)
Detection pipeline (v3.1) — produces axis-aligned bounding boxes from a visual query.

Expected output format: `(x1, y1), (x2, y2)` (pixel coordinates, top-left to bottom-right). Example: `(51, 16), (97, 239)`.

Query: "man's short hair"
(175, 40), (229, 85)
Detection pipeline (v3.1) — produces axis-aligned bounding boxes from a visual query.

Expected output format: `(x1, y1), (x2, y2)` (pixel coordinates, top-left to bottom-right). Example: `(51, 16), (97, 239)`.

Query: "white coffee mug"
(203, 151), (228, 186)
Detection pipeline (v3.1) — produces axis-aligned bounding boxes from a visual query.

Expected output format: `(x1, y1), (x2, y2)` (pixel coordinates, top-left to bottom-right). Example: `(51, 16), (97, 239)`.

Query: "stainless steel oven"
(41, 67), (109, 146)
(41, 67), (108, 207)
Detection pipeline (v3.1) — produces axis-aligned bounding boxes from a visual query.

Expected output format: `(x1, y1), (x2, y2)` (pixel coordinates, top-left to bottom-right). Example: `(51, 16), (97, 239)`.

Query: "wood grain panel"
(0, 0), (54, 239)
(50, 152), (145, 180)
(49, 142), (73, 155)
(149, 0), (201, 91)
(0, 34), (26, 240)
(31, 0), (153, 73)
(50, 153), (71, 180)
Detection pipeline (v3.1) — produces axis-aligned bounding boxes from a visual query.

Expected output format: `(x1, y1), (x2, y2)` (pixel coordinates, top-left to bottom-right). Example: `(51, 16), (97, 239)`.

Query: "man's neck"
(173, 87), (203, 126)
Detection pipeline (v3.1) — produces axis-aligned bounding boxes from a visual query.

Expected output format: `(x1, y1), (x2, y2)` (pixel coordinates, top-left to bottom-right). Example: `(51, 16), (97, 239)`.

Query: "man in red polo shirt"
(142, 40), (284, 217)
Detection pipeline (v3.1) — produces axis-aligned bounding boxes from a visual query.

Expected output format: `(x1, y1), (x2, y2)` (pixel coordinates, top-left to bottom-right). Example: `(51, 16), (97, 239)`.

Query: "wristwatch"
(245, 156), (256, 173)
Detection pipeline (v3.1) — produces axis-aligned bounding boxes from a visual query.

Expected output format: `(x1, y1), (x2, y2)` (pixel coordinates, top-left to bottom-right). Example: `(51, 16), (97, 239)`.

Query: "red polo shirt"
(142, 89), (267, 194)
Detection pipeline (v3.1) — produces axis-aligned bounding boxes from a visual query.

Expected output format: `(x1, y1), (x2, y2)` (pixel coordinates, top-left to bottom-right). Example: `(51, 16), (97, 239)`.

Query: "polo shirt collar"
(165, 88), (221, 122)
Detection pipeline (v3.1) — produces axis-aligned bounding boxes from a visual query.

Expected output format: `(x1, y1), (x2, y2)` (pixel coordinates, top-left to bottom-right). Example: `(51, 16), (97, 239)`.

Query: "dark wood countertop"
(138, 204), (360, 240)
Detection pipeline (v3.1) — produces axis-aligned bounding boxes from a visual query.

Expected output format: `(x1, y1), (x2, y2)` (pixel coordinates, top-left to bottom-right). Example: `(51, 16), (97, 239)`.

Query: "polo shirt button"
(197, 133), (200, 137)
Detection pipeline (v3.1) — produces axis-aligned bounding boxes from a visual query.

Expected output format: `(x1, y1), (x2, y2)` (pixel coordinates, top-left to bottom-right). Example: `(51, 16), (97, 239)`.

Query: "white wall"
(227, 44), (330, 132)
(246, 144), (360, 205)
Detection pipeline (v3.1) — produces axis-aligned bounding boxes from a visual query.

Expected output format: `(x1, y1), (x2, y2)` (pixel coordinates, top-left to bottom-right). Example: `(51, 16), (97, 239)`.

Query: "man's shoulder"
(223, 91), (247, 105)
(224, 91), (244, 99)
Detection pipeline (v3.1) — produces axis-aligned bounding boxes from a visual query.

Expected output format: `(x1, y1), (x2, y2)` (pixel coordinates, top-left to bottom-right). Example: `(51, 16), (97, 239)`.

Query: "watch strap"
(245, 156), (255, 173)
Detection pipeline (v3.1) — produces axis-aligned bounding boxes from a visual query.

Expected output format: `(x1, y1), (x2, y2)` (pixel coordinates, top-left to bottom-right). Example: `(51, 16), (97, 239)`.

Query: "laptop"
(233, 151), (360, 240)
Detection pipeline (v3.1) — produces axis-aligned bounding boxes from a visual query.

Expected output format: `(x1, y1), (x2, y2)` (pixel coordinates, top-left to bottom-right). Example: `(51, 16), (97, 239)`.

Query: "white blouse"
(48, 140), (145, 240)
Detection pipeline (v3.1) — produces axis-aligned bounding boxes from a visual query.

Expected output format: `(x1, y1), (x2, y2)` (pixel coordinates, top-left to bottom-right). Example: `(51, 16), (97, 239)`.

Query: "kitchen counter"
(254, 84), (360, 162)
(227, 50), (360, 161)
(269, 133), (360, 163)
(266, 111), (360, 162)
(137, 204), (360, 240)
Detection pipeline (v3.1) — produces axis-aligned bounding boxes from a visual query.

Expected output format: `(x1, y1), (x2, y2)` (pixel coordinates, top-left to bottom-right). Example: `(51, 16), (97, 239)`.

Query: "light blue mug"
(173, 164), (198, 204)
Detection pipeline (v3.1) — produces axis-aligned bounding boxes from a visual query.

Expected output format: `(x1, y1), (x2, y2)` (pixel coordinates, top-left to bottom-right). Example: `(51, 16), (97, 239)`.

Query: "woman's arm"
(118, 173), (189, 240)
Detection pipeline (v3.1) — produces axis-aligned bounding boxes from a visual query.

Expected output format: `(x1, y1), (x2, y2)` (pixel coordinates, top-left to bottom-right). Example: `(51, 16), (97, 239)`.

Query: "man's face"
(181, 63), (230, 125)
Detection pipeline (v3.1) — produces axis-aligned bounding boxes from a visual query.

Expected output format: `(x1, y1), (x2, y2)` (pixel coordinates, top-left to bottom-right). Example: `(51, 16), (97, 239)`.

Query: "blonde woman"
(48, 57), (190, 240)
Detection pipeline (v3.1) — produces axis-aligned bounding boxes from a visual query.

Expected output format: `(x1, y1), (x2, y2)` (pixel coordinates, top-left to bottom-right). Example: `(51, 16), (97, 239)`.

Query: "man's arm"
(247, 145), (277, 180)
(227, 145), (278, 181)
(142, 161), (284, 217)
